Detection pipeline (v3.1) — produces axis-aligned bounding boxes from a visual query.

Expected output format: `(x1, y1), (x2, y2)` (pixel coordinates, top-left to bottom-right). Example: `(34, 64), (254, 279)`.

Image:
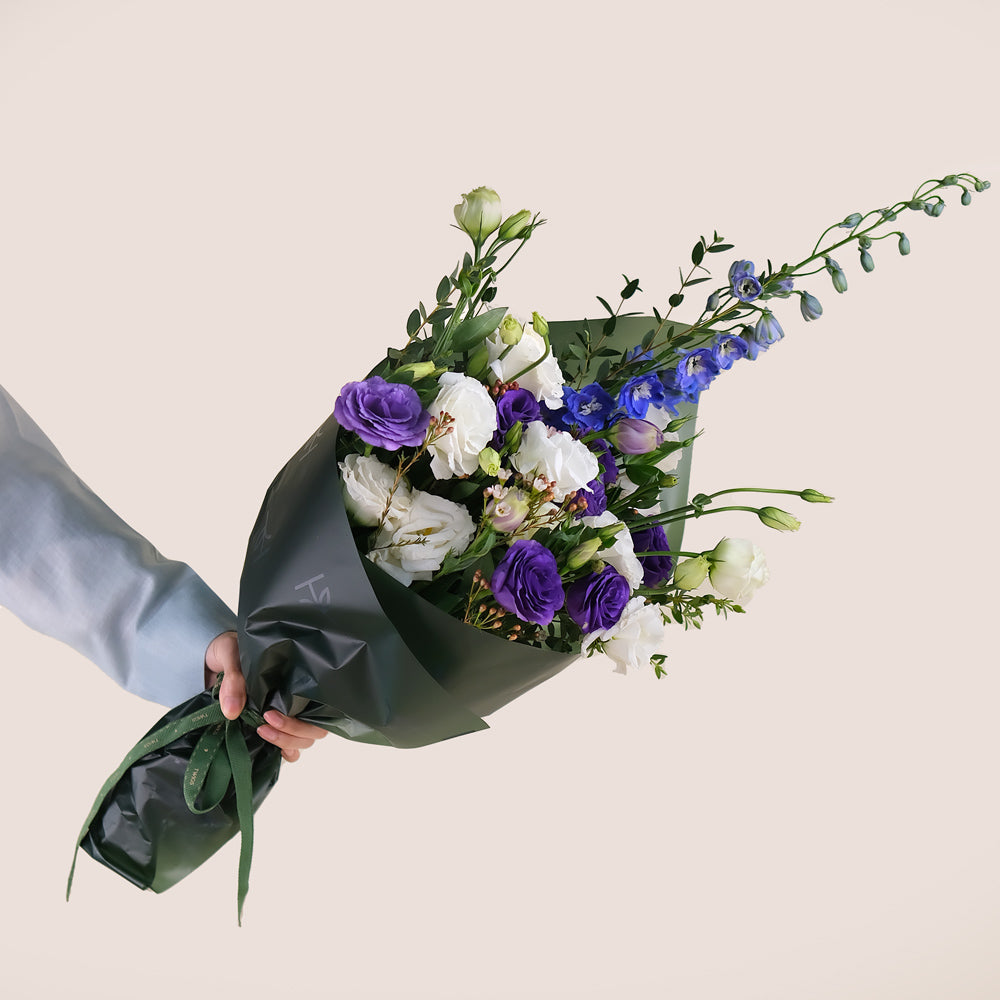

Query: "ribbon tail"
(225, 718), (257, 926)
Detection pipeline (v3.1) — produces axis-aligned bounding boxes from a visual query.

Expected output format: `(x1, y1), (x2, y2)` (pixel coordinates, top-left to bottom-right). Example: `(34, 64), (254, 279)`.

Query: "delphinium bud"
(961, 190), (973, 206)
(706, 289), (721, 312)
(860, 249), (875, 272)
(825, 257), (848, 294)
(898, 234), (911, 255)
(799, 291), (823, 321)
(974, 180), (990, 192)
(839, 212), (863, 228)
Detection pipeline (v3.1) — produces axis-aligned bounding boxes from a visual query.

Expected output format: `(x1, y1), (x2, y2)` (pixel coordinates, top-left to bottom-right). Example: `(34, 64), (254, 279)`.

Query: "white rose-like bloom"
(339, 453), (412, 527)
(707, 537), (769, 603)
(581, 510), (644, 590)
(367, 490), (476, 587)
(427, 372), (498, 480)
(512, 421), (599, 502)
(487, 324), (565, 408)
(582, 596), (664, 674)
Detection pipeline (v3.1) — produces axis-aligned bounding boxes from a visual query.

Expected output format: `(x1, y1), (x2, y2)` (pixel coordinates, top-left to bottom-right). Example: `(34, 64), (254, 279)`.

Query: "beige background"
(1, 1), (997, 997)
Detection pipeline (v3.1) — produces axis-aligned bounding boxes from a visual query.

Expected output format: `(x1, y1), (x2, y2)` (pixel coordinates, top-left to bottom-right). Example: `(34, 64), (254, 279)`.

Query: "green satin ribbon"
(68, 699), (265, 925)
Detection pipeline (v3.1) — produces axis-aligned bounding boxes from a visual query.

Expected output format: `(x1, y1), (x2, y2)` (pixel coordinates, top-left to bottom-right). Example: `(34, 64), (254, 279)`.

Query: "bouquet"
(70, 173), (989, 921)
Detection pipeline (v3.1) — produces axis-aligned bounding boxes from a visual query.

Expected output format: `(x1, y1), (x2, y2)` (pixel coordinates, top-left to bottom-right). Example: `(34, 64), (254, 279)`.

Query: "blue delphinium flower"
(765, 276), (795, 298)
(753, 310), (785, 351)
(712, 334), (749, 371)
(799, 291), (823, 321)
(676, 348), (721, 397)
(729, 259), (762, 302)
(618, 373), (666, 419)
(657, 367), (692, 415)
(563, 382), (616, 431)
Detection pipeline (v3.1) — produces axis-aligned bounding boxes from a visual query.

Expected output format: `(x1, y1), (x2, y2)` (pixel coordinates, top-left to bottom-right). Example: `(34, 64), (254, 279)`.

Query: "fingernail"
(222, 696), (241, 718)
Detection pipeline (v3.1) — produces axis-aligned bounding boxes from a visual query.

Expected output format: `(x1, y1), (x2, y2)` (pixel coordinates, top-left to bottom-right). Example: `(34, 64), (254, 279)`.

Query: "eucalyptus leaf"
(450, 306), (508, 352)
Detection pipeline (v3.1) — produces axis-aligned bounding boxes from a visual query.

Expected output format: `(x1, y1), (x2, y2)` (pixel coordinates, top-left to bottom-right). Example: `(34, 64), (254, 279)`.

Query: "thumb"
(220, 666), (247, 720)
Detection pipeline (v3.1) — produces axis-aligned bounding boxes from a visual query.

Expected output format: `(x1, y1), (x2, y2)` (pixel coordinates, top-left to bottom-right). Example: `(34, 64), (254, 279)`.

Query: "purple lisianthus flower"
(630, 524), (673, 587)
(729, 259), (762, 302)
(590, 437), (618, 485)
(334, 376), (431, 450)
(563, 382), (616, 432)
(609, 417), (663, 455)
(573, 477), (607, 519)
(490, 539), (565, 626)
(492, 387), (541, 448)
(712, 334), (749, 371)
(676, 349), (721, 397)
(618, 373), (666, 419)
(566, 565), (631, 633)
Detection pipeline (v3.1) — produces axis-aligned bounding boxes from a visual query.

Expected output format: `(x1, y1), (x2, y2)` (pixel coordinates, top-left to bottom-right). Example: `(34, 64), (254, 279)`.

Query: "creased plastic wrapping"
(76, 315), (696, 895)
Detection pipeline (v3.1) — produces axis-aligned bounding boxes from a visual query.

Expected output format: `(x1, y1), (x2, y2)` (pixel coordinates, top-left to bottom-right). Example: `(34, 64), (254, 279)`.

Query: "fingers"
(257, 709), (328, 762)
(205, 631), (247, 720)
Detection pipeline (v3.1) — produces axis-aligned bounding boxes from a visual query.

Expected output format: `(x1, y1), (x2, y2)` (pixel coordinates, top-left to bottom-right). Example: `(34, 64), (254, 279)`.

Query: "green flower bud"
(860, 250), (875, 273)
(907, 199), (925, 211)
(961, 190), (973, 206)
(466, 343), (490, 381)
(942, 174), (959, 186)
(758, 506), (801, 532)
(858, 235), (872, 249)
(531, 311), (549, 339)
(672, 555), (710, 590)
(498, 314), (524, 345)
(897, 234), (911, 255)
(498, 209), (532, 240)
(478, 447), (502, 477)
(931, 201), (945, 217)
(974, 180), (991, 192)
(395, 361), (437, 381)
(831, 267), (848, 294)
(839, 212), (863, 228)
(595, 521), (625, 546)
(800, 488), (834, 503)
(565, 538), (603, 572)
(454, 187), (502, 242)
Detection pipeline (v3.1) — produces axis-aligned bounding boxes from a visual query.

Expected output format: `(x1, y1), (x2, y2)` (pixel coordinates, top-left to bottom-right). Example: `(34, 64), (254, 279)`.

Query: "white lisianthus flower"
(512, 421), (599, 501)
(706, 537), (769, 603)
(367, 490), (476, 586)
(487, 322), (565, 408)
(339, 454), (412, 527)
(427, 372), (498, 479)
(582, 597), (664, 674)
(581, 510), (644, 590)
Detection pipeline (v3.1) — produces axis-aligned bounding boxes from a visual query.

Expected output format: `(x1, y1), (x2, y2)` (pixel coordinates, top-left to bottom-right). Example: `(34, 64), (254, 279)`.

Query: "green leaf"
(668, 293), (684, 308)
(450, 306), (508, 352)
(406, 309), (421, 336)
(463, 252), (473, 269)
(707, 243), (735, 253)
(691, 241), (705, 266)
(425, 306), (454, 325)
(685, 276), (712, 286)
(418, 301), (427, 320)
(596, 295), (615, 316)
(481, 285), (498, 302)
(621, 276), (641, 299)
(602, 315), (617, 336)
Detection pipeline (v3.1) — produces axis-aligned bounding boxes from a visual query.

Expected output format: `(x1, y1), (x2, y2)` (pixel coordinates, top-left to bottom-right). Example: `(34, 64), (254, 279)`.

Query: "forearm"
(0, 385), (235, 705)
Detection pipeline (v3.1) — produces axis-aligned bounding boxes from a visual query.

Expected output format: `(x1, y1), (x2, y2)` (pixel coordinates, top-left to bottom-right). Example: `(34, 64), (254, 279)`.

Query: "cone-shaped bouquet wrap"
(71, 315), (697, 919)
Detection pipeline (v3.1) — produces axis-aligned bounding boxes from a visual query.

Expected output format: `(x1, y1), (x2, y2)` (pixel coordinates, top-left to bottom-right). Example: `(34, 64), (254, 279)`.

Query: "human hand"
(204, 631), (328, 763)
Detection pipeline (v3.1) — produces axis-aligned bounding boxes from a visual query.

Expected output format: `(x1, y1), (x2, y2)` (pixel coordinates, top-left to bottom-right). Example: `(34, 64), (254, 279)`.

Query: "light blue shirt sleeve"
(0, 384), (237, 706)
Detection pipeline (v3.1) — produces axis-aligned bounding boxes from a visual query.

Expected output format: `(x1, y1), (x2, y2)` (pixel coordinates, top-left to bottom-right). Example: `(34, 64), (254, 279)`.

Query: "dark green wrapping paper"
(77, 316), (696, 895)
